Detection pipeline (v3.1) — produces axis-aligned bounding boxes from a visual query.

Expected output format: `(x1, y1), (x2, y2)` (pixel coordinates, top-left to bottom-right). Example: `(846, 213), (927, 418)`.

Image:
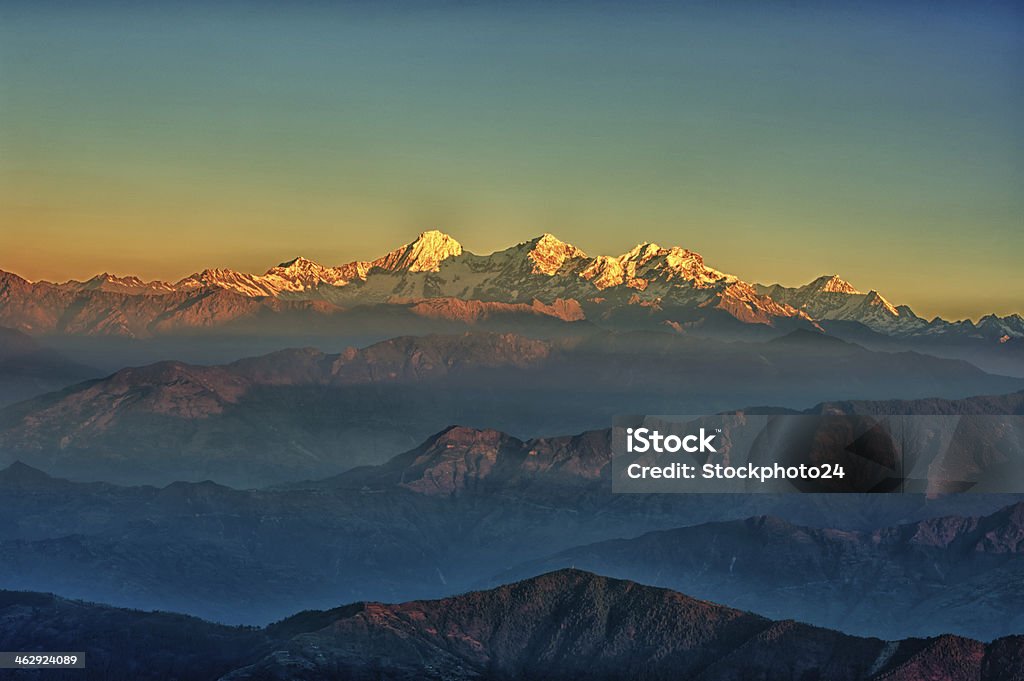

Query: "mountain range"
(0, 390), (1020, 631)
(2, 570), (1020, 681)
(2, 331), (1020, 487)
(3, 231), (1020, 359)
(3, 231), (1024, 676)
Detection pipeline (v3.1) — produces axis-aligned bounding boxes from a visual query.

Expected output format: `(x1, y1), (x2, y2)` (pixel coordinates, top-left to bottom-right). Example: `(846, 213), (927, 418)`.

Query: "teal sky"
(1, 1), (1021, 320)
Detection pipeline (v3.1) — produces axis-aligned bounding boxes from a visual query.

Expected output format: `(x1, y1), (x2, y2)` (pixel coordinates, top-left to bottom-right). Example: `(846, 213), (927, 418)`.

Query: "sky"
(0, 0), (1021, 320)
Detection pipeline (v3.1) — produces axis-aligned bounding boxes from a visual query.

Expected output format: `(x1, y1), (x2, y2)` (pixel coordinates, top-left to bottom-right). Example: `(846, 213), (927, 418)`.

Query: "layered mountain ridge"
(2, 331), (1020, 487)
(499, 503), (1024, 640)
(0, 410), (1021, 632)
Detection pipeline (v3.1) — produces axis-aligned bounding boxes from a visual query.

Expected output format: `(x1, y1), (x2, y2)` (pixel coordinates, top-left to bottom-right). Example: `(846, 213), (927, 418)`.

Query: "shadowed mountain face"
(0, 327), (98, 408)
(226, 570), (1024, 681)
(1, 331), (1020, 487)
(498, 504), (1024, 641)
(2, 571), (1021, 681)
(0, 591), (269, 681)
(0, 406), (1020, 630)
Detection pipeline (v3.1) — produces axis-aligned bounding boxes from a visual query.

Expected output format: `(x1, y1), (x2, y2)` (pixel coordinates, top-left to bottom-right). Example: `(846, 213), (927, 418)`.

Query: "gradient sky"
(1, 1), (1021, 320)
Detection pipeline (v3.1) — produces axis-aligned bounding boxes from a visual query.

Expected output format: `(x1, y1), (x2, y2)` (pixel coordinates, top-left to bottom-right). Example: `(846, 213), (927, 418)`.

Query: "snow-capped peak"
(578, 241), (733, 291)
(266, 256), (334, 279)
(660, 246), (732, 284)
(273, 256), (321, 271)
(621, 242), (663, 264)
(862, 290), (899, 317)
(73, 273), (175, 295)
(372, 230), (463, 273)
(805, 275), (861, 295)
(530, 233), (578, 249)
(976, 314), (1024, 338)
(87, 273), (144, 286)
(525, 233), (588, 276)
(263, 256), (353, 289)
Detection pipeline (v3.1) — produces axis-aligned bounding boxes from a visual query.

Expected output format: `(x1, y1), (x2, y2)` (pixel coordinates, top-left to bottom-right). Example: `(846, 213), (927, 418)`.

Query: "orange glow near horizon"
(1, 2), (1021, 321)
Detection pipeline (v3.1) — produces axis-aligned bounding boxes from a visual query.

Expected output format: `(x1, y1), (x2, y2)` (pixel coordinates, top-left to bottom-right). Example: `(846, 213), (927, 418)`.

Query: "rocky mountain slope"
(224, 570), (1024, 681)
(2, 571), (1021, 681)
